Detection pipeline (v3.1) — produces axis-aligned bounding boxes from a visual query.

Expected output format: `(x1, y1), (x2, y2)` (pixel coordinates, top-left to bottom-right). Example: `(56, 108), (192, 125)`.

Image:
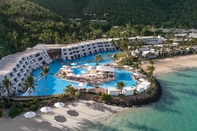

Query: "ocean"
(86, 69), (197, 131)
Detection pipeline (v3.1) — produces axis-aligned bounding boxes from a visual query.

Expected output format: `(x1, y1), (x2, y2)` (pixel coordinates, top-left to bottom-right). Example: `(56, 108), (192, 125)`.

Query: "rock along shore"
(79, 78), (162, 107)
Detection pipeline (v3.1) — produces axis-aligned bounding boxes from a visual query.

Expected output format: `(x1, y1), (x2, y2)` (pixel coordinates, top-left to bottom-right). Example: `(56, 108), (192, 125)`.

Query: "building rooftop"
(46, 39), (111, 49)
(96, 66), (115, 72)
(123, 87), (134, 91)
(108, 88), (119, 91)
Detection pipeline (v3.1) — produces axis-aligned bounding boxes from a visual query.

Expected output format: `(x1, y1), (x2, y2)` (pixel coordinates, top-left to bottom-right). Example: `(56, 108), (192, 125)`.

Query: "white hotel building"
(0, 44), (52, 96)
(0, 39), (116, 96)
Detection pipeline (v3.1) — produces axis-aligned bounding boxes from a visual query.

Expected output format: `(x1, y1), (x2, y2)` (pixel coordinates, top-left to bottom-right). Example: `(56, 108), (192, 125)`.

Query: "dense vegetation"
(0, 0), (197, 58)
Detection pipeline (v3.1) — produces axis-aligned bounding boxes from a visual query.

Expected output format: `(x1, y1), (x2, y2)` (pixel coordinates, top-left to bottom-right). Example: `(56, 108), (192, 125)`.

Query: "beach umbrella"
(75, 74), (81, 77)
(78, 83), (87, 87)
(97, 72), (104, 75)
(54, 102), (65, 108)
(114, 63), (118, 66)
(67, 73), (75, 77)
(123, 65), (129, 68)
(133, 73), (138, 76)
(84, 63), (89, 66)
(139, 78), (147, 82)
(67, 69), (73, 72)
(60, 68), (64, 70)
(88, 66), (93, 69)
(81, 71), (86, 74)
(71, 63), (77, 66)
(88, 73), (97, 77)
(40, 107), (51, 113)
(24, 111), (36, 118)
(62, 65), (68, 68)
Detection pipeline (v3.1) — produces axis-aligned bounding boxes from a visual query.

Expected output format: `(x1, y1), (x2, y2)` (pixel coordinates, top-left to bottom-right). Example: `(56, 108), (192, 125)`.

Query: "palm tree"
(40, 66), (50, 97)
(149, 60), (154, 66)
(0, 77), (12, 104)
(116, 81), (126, 94)
(110, 39), (116, 47)
(106, 53), (111, 63)
(147, 65), (155, 80)
(63, 85), (76, 98)
(112, 54), (118, 61)
(24, 75), (37, 100)
(95, 54), (103, 65)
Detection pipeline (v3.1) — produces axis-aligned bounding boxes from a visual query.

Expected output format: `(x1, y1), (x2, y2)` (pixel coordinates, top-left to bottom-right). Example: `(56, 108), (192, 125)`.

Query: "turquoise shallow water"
(86, 69), (197, 131)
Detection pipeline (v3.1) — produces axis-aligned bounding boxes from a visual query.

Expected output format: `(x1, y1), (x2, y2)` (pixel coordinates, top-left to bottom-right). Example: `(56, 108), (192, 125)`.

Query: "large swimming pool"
(20, 51), (137, 96)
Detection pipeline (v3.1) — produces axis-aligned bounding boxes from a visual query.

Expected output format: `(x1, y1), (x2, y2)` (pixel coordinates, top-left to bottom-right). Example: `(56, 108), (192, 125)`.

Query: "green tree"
(63, 85), (76, 98)
(106, 53), (111, 63)
(116, 81), (126, 94)
(95, 54), (103, 65)
(24, 75), (37, 100)
(147, 65), (155, 80)
(0, 77), (12, 104)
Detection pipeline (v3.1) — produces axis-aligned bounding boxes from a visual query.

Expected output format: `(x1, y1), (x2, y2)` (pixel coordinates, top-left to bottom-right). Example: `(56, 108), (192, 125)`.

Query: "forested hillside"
(0, 0), (197, 58)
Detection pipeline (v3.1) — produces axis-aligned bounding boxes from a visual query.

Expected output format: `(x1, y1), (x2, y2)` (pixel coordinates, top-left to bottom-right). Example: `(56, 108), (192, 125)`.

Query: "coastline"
(0, 100), (126, 131)
(142, 54), (197, 75)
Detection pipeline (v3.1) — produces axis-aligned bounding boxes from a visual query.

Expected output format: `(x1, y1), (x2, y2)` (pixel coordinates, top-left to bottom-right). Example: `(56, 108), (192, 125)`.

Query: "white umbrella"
(24, 111), (36, 118)
(60, 68), (64, 70)
(76, 74), (81, 77)
(88, 66), (93, 69)
(84, 63), (89, 66)
(88, 73), (97, 77)
(139, 78), (146, 82)
(133, 73), (138, 76)
(78, 83), (87, 87)
(54, 102), (65, 108)
(67, 73), (75, 77)
(71, 63), (77, 66)
(97, 72), (104, 75)
(67, 69), (73, 72)
(114, 63), (118, 66)
(40, 107), (51, 113)
(123, 65), (129, 68)
(80, 70), (86, 74)
(62, 65), (68, 68)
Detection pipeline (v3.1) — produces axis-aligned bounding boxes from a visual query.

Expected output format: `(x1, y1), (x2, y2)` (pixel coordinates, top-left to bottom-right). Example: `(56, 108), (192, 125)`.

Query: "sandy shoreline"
(0, 100), (126, 131)
(142, 55), (197, 76)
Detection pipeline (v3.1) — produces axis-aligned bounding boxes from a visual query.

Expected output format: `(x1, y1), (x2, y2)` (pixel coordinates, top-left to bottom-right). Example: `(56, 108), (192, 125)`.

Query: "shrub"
(42, 100), (48, 105)
(98, 92), (102, 95)
(119, 94), (126, 99)
(146, 89), (152, 94)
(100, 93), (112, 101)
(16, 102), (25, 108)
(0, 110), (2, 117)
(0, 100), (12, 109)
(9, 108), (23, 118)
(87, 90), (97, 94)
(29, 104), (38, 111)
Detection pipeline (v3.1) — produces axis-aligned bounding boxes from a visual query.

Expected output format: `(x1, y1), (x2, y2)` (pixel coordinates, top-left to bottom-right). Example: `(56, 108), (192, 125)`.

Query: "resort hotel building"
(128, 35), (164, 45)
(0, 39), (116, 96)
(0, 44), (52, 96)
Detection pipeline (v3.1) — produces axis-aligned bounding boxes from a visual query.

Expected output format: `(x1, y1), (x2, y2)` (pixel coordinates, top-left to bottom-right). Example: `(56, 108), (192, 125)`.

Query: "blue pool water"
(20, 51), (137, 96)
(71, 67), (88, 74)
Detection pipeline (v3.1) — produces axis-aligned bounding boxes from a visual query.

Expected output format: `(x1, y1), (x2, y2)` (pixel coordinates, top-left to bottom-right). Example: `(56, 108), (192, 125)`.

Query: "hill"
(29, 0), (197, 27)
(1, 0), (197, 58)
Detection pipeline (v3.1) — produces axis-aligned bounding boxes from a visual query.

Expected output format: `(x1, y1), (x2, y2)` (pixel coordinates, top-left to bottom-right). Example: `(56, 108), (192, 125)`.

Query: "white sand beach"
(142, 55), (197, 75)
(0, 100), (125, 131)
